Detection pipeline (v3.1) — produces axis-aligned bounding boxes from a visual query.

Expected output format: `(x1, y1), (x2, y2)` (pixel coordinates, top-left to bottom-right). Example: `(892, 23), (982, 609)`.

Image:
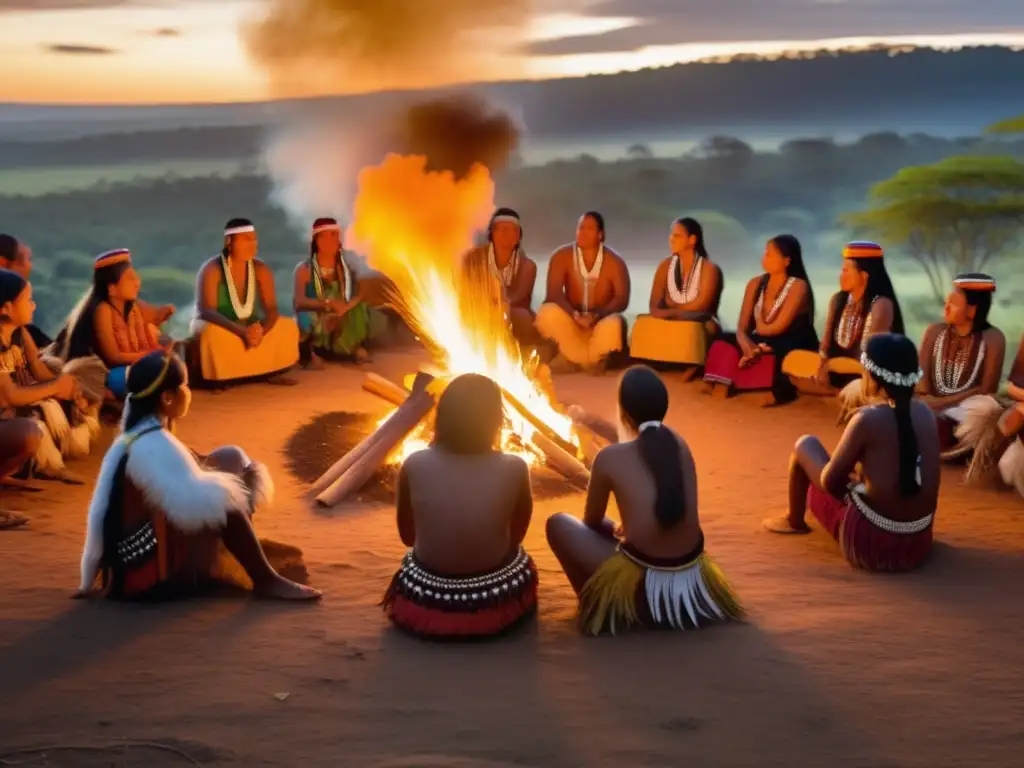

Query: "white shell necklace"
(667, 253), (703, 306)
(836, 296), (875, 351)
(754, 276), (795, 324)
(933, 326), (985, 395)
(312, 250), (353, 302)
(574, 243), (604, 311)
(488, 244), (519, 287)
(220, 254), (255, 321)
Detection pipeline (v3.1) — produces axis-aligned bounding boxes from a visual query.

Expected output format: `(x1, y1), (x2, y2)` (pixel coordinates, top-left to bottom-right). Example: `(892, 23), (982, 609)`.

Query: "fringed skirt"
(381, 548), (538, 640)
(577, 543), (744, 636)
(807, 485), (934, 572)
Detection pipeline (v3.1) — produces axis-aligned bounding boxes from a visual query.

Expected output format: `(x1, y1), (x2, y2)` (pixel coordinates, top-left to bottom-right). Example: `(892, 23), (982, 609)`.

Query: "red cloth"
(806, 486), (933, 572)
(704, 340), (775, 391)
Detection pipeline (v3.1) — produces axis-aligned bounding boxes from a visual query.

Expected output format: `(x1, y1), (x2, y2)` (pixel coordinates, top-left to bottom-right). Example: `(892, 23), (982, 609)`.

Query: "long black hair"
(0, 234), (18, 266)
(433, 373), (504, 455)
(827, 256), (906, 343)
(122, 351), (188, 431)
(0, 268), (27, 324)
(672, 216), (709, 288)
(618, 365), (684, 528)
(59, 255), (135, 362)
(954, 273), (995, 334)
(864, 333), (922, 497)
(769, 234), (815, 320)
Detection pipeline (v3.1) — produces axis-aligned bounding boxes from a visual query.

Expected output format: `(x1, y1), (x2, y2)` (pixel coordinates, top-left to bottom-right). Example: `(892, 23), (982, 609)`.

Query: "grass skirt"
(382, 548), (538, 640)
(577, 546), (744, 636)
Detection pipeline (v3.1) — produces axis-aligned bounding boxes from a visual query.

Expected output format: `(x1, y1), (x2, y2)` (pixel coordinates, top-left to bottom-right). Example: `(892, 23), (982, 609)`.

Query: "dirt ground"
(1, 349), (1022, 767)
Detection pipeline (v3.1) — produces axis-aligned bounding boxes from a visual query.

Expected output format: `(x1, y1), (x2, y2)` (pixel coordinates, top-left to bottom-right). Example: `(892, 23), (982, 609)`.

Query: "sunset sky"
(2, 0), (1024, 104)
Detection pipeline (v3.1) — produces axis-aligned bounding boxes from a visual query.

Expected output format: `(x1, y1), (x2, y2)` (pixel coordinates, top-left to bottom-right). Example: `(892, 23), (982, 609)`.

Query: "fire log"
(316, 373), (436, 507)
(502, 388), (578, 457)
(531, 432), (590, 490)
(363, 372), (410, 407)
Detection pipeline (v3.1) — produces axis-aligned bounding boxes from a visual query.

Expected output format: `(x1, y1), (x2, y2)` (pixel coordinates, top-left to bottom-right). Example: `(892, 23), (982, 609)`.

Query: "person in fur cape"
(76, 350), (320, 601)
(0, 269), (99, 486)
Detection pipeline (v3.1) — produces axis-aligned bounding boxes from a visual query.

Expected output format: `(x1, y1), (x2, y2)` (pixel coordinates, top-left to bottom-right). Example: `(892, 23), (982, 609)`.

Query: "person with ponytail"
(382, 373), (537, 639)
(913, 273), (1006, 461)
(462, 208), (539, 347)
(189, 218), (299, 387)
(547, 365), (743, 635)
(765, 334), (940, 572)
(630, 217), (724, 377)
(703, 234), (819, 405)
(76, 350), (320, 601)
(0, 269), (94, 485)
(783, 241), (905, 398)
(293, 217), (381, 368)
(57, 249), (173, 400)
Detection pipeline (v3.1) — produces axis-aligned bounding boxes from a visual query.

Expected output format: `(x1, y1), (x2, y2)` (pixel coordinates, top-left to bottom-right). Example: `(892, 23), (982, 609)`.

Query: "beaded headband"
(953, 274), (996, 293)
(843, 241), (884, 259)
(224, 224), (256, 236)
(129, 352), (174, 399)
(859, 352), (923, 388)
(312, 220), (341, 235)
(94, 249), (131, 270)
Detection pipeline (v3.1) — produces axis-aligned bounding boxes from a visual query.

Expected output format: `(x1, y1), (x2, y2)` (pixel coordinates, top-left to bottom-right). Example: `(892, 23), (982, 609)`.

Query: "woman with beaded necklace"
(702, 234), (819, 405)
(765, 333), (940, 572)
(783, 241), (904, 398)
(916, 273), (1006, 461)
(629, 217), (724, 379)
(189, 218), (300, 388)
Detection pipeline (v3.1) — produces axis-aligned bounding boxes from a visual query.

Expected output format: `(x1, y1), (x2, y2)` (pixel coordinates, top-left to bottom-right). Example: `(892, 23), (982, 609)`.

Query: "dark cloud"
(45, 42), (119, 54)
(528, 0), (1024, 56)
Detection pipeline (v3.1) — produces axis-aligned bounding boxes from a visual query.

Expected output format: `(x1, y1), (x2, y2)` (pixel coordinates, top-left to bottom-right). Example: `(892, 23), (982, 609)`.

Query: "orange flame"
(349, 154), (576, 464)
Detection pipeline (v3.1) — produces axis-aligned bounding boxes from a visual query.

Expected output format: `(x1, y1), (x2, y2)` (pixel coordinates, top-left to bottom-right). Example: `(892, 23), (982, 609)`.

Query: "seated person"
(190, 218), (299, 387)
(57, 249), (173, 400)
(547, 365), (743, 635)
(784, 241), (904, 399)
(0, 269), (93, 484)
(765, 334), (940, 572)
(0, 418), (43, 529)
(293, 217), (379, 367)
(462, 208), (539, 347)
(703, 235), (819, 405)
(0, 233), (50, 349)
(76, 350), (320, 601)
(629, 217), (724, 377)
(917, 274), (1005, 460)
(535, 211), (630, 374)
(382, 373), (537, 639)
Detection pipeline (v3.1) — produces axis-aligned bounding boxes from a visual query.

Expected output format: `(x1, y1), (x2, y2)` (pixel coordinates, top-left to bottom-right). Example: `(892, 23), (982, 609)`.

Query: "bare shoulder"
(253, 258), (273, 276)
(500, 452), (530, 478)
(827, 290), (843, 310)
(603, 245), (626, 264)
(983, 326), (1006, 348)
(93, 300), (113, 320)
(550, 244), (573, 263)
(198, 256), (221, 278)
(293, 261), (311, 279)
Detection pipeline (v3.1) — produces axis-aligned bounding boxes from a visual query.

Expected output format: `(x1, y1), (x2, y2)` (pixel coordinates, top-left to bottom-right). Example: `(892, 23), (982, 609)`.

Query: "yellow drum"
(629, 316), (709, 365)
(782, 349), (864, 379)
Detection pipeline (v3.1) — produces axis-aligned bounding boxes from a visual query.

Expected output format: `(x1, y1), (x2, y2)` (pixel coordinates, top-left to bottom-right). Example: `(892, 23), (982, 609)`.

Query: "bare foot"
(700, 381), (715, 396)
(37, 467), (85, 485)
(548, 354), (579, 375)
(254, 577), (322, 600)
(0, 510), (29, 530)
(266, 374), (299, 386)
(304, 354), (326, 371)
(680, 367), (700, 383)
(1, 477), (43, 492)
(354, 347), (372, 364)
(712, 383), (731, 400)
(583, 358), (608, 376)
(763, 515), (811, 534)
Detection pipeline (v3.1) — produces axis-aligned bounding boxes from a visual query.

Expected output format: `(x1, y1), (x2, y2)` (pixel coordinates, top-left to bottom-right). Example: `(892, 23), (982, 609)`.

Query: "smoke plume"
(244, 0), (532, 96)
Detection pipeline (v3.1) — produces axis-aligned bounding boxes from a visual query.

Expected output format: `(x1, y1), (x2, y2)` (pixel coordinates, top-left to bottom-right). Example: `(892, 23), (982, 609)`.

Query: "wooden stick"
(502, 388), (578, 457)
(316, 374), (436, 506)
(363, 372), (410, 407)
(531, 432), (590, 489)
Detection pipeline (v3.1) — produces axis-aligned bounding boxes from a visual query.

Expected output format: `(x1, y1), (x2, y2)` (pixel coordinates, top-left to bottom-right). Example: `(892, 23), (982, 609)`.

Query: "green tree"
(842, 155), (1024, 301)
(986, 114), (1024, 134)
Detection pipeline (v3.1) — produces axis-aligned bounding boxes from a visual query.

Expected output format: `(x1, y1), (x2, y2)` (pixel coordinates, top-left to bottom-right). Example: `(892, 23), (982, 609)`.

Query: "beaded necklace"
(754, 276), (795, 324)
(488, 244), (519, 287)
(932, 326), (985, 395)
(667, 253), (703, 306)
(574, 244), (604, 311)
(836, 296), (876, 351)
(311, 250), (353, 302)
(220, 254), (255, 320)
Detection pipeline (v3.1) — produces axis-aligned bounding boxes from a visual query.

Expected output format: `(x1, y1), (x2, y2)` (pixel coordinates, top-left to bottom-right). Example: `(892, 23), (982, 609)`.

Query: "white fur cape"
(79, 418), (274, 591)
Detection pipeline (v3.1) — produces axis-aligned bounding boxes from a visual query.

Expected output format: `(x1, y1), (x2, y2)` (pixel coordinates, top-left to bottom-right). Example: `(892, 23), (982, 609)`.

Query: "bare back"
(587, 430), (702, 559)
(827, 401), (941, 521)
(399, 448), (531, 575)
(546, 244), (629, 313)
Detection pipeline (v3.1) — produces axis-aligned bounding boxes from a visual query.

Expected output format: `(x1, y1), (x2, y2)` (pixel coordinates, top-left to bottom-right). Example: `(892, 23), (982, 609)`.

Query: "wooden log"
(316, 373), (436, 507)
(531, 432), (590, 489)
(363, 372), (410, 407)
(502, 388), (578, 457)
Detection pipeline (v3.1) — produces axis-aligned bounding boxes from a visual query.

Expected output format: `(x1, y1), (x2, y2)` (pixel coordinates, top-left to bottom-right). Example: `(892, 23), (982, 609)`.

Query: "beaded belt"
(848, 488), (933, 535)
(116, 521), (158, 565)
(392, 547), (535, 611)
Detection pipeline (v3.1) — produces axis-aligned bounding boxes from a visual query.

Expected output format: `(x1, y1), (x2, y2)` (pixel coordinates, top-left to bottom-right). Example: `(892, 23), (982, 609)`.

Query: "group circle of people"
(1, 207), (1021, 640)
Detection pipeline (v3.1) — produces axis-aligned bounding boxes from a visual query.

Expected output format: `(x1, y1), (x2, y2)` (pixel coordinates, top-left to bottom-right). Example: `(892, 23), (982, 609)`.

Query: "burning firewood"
(363, 372), (411, 407)
(530, 432), (589, 489)
(315, 373), (437, 507)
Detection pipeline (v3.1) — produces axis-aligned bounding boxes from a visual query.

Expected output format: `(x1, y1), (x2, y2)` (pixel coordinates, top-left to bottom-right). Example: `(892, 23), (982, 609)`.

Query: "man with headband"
(462, 208), (538, 347)
(189, 218), (300, 387)
(292, 217), (379, 366)
(535, 211), (630, 374)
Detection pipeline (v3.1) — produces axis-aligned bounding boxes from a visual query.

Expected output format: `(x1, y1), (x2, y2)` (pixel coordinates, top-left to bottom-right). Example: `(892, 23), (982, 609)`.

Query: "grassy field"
(0, 159), (246, 196)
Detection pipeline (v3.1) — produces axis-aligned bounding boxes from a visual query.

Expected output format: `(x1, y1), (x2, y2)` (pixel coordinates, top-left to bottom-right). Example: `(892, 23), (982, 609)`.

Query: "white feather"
(952, 395), (1003, 450)
(33, 420), (65, 473)
(999, 440), (1024, 499)
(37, 398), (69, 447)
(642, 564), (727, 630)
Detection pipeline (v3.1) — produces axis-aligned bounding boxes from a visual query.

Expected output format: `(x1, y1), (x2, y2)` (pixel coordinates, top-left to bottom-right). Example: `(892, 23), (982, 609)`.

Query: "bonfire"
(310, 154), (591, 506)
